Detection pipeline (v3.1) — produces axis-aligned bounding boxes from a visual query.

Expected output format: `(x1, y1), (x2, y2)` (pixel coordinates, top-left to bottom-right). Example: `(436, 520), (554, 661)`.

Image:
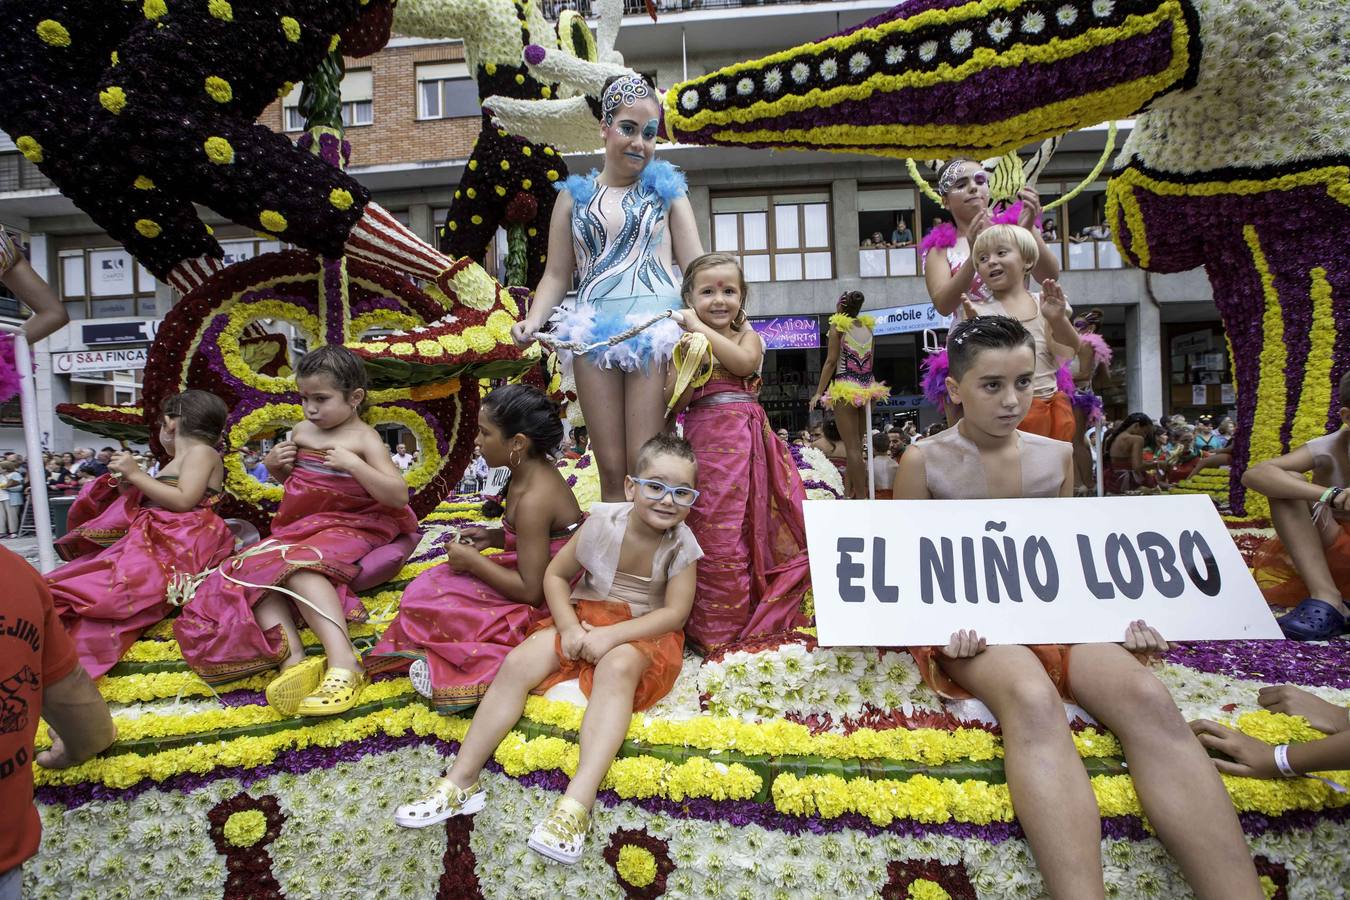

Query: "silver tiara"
(602, 74), (653, 125)
(937, 158), (973, 196)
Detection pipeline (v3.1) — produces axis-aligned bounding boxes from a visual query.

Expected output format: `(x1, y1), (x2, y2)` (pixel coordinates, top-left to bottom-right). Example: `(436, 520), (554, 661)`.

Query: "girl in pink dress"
(365, 384), (583, 713)
(175, 346), (418, 717)
(671, 253), (810, 652)
(47, 391), (234, 678)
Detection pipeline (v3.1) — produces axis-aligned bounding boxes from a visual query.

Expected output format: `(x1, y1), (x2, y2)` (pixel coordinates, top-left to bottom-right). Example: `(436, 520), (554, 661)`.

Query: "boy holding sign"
(895, 316), (1261, 900)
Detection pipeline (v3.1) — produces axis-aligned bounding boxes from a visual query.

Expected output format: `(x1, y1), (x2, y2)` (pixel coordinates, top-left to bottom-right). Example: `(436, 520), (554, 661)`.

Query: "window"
(711, 191), (832, 282)
(283, 70), (373, 132)
(857, 187), (920, 278)
(59, 247), (158, 319)
(1064, 183), (1122, 270)
(417, 62), (480, 120)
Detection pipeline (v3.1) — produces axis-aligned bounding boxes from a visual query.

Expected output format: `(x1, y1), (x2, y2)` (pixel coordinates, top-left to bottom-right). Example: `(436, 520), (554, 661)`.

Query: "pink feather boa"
(920, 349), (950, 411)
(918, 200), (1041, 259)
(0, 335), (19, 404)
(1078, 331), (1112, 368)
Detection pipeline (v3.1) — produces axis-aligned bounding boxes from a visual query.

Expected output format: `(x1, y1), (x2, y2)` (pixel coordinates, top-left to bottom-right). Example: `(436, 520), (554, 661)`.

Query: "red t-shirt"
(0, 547), (78, 873)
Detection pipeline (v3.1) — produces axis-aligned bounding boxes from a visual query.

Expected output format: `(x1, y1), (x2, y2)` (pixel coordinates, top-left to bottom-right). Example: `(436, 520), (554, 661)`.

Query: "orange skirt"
(1252, 509), (1350, 609)
(909, 644), (1076, 702)
(531, 599), (684, 712)
(1018, 392), (1075, 443)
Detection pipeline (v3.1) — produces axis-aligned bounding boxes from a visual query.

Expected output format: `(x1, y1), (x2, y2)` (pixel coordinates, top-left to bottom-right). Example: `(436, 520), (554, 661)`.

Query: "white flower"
(950, 29), (973, 54)
(764, 67), (783, 92)
(791, 61), (810, 83)
(1092, 0), (1114, 15)
(884, 44), (906, 65)
(918, 40), (939, 62)
(710, 82), (727, 101)
(1056, 4), (1078, 25)
(848, 51), (870, 75)
(737, 77), (755, 96)
(680, 89), (699, 110)
(820, 58), (838, 80)
(1021, 11), (1046, 33)
(988, 18), (1013, 41)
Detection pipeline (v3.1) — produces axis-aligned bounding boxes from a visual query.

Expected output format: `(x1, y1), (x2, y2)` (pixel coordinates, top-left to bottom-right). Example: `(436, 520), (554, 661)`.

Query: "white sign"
(805, 495), (1282, 646)
(482, 466), (511, 497)
(871, 303), (953, 336)
(1192, 384), (1208, 406)
(89, 248), (134, 297)
(1220, 384), (1235, 405)
(53, 347), (148, 375)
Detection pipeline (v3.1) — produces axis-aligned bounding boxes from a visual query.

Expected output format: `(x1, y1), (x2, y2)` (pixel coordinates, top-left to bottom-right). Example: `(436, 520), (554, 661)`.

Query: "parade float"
(12, 0), (1350, 897)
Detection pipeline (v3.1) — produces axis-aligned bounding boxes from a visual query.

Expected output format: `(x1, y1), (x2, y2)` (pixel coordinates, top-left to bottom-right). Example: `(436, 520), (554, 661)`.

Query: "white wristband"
(1274, 744), (1298, 778)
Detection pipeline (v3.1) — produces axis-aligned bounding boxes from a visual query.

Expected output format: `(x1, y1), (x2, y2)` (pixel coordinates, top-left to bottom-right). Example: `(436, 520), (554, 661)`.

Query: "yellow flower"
(204, 76), (233, 103)
(208, 0), (232, 21)
(280, 16), (300, 42)
(415, 339), (444, 357)
(110, 50), (119, 66)
(500, 160), (510, 171)
(133, 176), (155, 190)
(16, 136), (43, 163)
(468, 160), (478, 171)
(466, 187), (477, 198)
(99, 86), (127, 114)
(494, 186), (507, 197)
(615, 845), (657, 888)
(439, 334), (468, 355)
(541, 86), (551, 98)
(143, 0), (167, 19)
(36, 20), (71, 47)
(134, 219), (162, 238)
(204, 136), (234, 164)
(908, 880), (952, 900)
(222, 810), (267, 847)
(259, 210), (288, 233)
(446, 221), (458, 232)
(390, 342), (414, 356)
(329, 188), (354, 210)
(547, 169), (559, 181)
(328, 34), (340, 52)
(470, 214), (483, 225)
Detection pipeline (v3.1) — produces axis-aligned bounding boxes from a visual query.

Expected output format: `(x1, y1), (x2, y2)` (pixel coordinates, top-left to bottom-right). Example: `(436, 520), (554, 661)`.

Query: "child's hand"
(1258, 685), (1350, 734)
(1333, 489), (1350, 512)
(1016, 187), (1042, 231)
(459, 526), (495, 551)
(109, 451), (139, 477)
(578, 625), (615, 663)
(1188, 719), (1280, 778)
(511, 319), (539, 347)
(807, 393), (822, 411)
(941, 629), (986, 659)
(960, 295), (981, 320)
(967, 208), (992, 244)
(443, 541), (481, 573)
(1040, 279), (1069, 320)
(265, 440), (297, 473)
(323, 447), (363, 473)
(560, 623), (591, 661)
(1122, 619), (1168, 655)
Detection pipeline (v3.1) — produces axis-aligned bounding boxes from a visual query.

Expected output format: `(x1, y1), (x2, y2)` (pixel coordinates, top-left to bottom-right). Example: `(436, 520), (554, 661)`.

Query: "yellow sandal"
(296, 666), (367, 717)
(264, 656), (325, 717)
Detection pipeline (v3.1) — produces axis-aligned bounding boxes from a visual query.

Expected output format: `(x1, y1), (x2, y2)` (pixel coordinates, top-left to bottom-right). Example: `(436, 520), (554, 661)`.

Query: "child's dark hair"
(946, 315), (1036, 382)
(296, 344), (368, 397)
(162, 390), (228, 445)
(634, 432), (698, 479)
(1102, 412), (1155, 460)
(1340, 370), (1350, 409)
(836, 290), (865, 318)
(871, 432), (889, 454)
(480, 385), (564, 518)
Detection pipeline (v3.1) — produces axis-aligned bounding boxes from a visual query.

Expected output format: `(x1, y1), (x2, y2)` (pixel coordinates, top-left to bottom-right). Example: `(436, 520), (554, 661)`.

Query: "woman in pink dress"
(47, 391), (234, 678)
(672, 253), (810, 652)
(366, 385), (583, 713)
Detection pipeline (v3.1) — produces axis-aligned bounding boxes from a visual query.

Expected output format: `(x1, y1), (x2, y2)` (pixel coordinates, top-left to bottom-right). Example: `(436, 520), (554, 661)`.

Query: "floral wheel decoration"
(207, 793), (287, 900)
(55, 403), (149, 446)
(603, 829), (676, 899)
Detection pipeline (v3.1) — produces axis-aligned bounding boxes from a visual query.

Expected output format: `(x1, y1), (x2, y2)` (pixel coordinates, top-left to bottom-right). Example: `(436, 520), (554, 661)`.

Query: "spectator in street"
(469, 447), (490, 492)
(871, 432), (897, 499)
(45, 458), (76, 495)
(81, 448), (114, 479)
(391, 443), (415, 473)
(776, 427), (790, 445)
(902, 420), (918, 440)
(0, 545), (117, 898)
(59, 452), (76, 475)
(244, 451), (270, 482)
(0, 460), (22, 537)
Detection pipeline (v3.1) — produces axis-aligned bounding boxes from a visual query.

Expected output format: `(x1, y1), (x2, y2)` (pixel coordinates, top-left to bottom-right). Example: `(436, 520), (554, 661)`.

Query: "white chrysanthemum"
(764, 67), (783, 92)
(710, 82), (727, 101)
(918, 39), (939, 62)
(885, 44), (906, 64)
(791, 61), (810, 83)
(680, 89), (699, 110)
(1092, 0), (1114, 16)
(820, 58), (838, 80)
(848, 51), (870, 74)
(988, 17), (1013, 41)
(1021, 11), (1045, 33)
(950, 29), (973, 53)
(736, 76), (754, 96)
(1056, 4), (1077, 25)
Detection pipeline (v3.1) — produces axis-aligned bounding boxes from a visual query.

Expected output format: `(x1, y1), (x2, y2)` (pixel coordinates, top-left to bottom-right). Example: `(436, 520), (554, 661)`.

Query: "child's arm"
(893, 444), (933, 500)
(1241, 446), (1337, 504)
(809, 328), (841, 410)
(925, 211), (992, 316)
(450, 494), (556, 605)
(668, 196), (705, 272)
(322, 431), (411, 508)
(1, 246), (68, 344)
(682, 315), (763, 377)
(580, 564), (697, 661)
(542, 533), (590, 660)
(1191, 718), (1350, 779)
(1016, 187), (1062, 285)
(511, 194), (577, 344)
(1059, 447), (1074, 497)
(115, 445), (218, 512)
(263, 439), (298, 482)
(1038, 280), (1080, 359)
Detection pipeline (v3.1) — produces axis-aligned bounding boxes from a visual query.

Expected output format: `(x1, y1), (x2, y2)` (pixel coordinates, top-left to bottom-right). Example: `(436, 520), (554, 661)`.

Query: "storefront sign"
(89, 248), (133, 297)
(875, 394), (925, 410)
(53, 347), (148, 374)
(81, 320), (160, 346)
(751, 316), (820, 350)
(871, 303), (952, 336)
(806, 495), (1280, 646)
(1172, 331), (1213, 355)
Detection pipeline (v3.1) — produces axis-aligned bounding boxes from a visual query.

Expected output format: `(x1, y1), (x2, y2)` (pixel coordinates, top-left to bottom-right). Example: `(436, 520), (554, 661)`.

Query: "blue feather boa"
(555, 158), (686, 209)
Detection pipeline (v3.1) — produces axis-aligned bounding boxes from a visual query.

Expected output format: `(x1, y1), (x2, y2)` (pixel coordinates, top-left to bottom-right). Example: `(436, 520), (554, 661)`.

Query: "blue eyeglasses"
(628, 476), (700, 508)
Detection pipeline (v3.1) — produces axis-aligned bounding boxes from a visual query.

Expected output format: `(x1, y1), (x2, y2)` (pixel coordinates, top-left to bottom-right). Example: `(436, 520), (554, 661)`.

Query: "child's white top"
(570, 501), (703, 614)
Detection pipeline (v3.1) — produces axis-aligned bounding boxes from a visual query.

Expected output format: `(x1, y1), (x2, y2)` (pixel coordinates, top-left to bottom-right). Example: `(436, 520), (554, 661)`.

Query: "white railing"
(3, 322), (55, 571)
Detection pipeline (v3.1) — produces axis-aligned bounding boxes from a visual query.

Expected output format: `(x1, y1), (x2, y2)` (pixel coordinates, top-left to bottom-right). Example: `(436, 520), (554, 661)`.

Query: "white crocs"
(526, 797), (590, 865)
(409, 658), (434, 701)
(394, 776), (485, 829)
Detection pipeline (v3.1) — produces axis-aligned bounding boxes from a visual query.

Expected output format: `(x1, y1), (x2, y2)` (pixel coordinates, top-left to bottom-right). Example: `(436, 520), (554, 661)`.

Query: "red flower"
(504, 192), (539, 225)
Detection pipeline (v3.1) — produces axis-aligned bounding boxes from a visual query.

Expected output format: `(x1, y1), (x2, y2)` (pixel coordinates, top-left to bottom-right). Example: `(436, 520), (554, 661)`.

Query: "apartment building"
(0, 0), (1231, 448)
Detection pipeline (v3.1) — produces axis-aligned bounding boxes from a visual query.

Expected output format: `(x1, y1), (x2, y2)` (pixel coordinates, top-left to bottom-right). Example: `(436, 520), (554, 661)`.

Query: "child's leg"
(1069, 644), (1263, 900)
(940, 646), (1105, 900)
(255, 592), (305, 669)
(623, 368), (670, 477)
(285, 570), (360, 671)
(572, 360), (628, 501)
(1268, 497), (1345, 612)
(445, 629), (561, 788)
(1072, 407), (1094, 488)
(834, 402), (867, 499)
(565, 643), (648, 809)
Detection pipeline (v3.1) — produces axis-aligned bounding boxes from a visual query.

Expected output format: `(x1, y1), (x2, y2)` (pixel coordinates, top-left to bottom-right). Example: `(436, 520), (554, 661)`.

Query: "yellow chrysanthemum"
(16, 136), (43, 163)
(541, 86), (551, 98)
(446, 221), (458, 232)
(470, 214), (483, 225)
(143, 0), (167, 20)
(907, 880), (953, 900)
(208, 0), (232, 21)
(494, 186), (506, 197)
(414, 339), (444, 357)
(615, 845), (657, 888)
(204, 76), (232, 104)
(110, 50), (119, 66)
(468, 159), (478, 171)
(133, 176), (155, 190)
(465, 187), (477, 199)
(204, 136), (234, 164)
(98, 86), (127, 114)
(280, 16), (300, 42)
(546, 169), (559, 181)
(258, 210), (288, 233)
(390, 343), (414, 356)
(134, 219), (161, 239)
(328, 188), (354, 210)
(499, 160), (510, 171)
(328, 34), (340, 52)
(35, 20), (71, 47)
(222, 810), (267, 847)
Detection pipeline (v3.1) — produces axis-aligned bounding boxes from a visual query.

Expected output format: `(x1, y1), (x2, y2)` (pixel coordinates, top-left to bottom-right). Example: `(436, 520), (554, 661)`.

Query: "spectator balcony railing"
(858, 239), (1125, 280)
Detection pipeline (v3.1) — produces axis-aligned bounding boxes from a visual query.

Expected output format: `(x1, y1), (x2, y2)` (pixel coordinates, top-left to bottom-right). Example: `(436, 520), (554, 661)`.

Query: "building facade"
(0, 0), (1232, 450)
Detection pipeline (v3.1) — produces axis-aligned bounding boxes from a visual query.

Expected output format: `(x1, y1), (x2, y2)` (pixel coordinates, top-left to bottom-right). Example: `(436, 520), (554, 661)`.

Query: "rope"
(534, 309), (677, 355)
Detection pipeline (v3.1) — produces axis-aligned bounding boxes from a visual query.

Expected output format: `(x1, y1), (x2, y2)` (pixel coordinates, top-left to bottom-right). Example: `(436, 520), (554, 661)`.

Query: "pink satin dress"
(55, 473), (135, 561)
(175, 450), (418, 685)
(682, 365), (810, 652)
(47, 475), (234, 679)
(364, 517), (580, 713)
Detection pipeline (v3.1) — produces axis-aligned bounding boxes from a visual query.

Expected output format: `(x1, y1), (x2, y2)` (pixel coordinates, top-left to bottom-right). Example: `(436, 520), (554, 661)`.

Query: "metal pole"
(6, 325), (55, 572)
(865, 400), (875, 500)
(1094, 419), (1105, 498)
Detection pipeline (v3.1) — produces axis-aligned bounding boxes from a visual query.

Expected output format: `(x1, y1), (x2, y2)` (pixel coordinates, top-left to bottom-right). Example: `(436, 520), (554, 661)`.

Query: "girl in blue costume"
(512, 74), (704, 501)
